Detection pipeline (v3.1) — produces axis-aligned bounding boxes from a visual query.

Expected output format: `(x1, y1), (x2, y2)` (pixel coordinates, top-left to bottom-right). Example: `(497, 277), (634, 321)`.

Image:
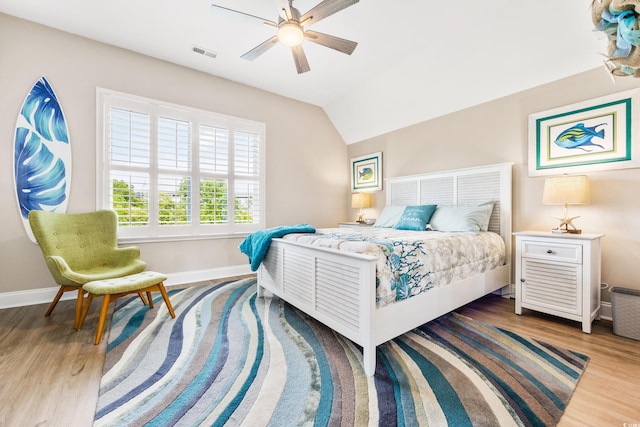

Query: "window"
(97, 89), (265, 241)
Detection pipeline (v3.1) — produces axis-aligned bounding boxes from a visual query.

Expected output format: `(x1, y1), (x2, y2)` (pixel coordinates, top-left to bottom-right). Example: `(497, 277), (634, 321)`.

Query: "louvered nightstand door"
(520, 257), (582, 316)
(513, 231), (604, 334)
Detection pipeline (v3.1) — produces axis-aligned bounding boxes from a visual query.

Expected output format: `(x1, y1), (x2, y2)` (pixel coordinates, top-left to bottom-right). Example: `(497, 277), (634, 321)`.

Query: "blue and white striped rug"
(94, 277), (588, 426)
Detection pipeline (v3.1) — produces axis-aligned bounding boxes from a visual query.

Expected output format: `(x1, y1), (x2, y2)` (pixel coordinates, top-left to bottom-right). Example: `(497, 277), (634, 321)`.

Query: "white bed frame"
(257, 163), (512, 376)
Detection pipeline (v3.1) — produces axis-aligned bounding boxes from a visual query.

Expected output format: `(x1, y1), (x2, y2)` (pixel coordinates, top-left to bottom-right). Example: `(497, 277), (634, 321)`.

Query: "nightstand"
(513, 231), (604, 333)
(338, 222), (373, 228)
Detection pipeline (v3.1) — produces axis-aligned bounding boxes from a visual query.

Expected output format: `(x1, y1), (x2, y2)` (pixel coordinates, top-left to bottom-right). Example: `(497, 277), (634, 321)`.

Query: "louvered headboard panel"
(386, 163), (512, 259)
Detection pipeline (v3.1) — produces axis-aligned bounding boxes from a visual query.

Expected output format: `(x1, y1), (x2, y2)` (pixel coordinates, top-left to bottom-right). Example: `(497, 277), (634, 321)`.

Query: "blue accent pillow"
(394, 205), (437, 231)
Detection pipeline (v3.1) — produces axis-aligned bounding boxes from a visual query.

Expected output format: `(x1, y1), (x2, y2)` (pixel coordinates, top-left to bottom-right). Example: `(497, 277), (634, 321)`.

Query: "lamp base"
(551, 220), (583, 234)
(551, 228), (582, 234)
(552, 214), (582, 235)
(551, 228), (568, 234)
(355, 213), (365, 223)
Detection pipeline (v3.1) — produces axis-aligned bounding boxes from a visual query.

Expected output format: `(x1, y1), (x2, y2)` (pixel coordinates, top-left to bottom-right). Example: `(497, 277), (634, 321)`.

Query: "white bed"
(256, 163), (512, 376)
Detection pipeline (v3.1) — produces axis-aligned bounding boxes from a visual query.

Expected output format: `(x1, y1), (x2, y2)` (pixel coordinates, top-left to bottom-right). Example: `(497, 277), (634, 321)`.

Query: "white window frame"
(96, 88), (265, 242)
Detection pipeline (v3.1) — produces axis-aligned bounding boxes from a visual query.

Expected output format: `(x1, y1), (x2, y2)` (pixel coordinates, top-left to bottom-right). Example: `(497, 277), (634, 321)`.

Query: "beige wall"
(348, 69), (640, 300)
(4, 13), (640, 302)
(0, 14), (348, 294)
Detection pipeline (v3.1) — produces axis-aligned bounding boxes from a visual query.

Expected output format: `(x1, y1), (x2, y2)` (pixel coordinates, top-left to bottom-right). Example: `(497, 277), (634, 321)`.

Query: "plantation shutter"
(108, 107), (151, 227)
(97, 88), (265, 240)
(233, 130), (261, 224)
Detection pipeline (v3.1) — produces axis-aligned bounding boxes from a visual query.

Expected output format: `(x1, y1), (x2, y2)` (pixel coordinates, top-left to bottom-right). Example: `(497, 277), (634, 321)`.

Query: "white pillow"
(373, 205), (406, 228)
(429, 201), (495, 232)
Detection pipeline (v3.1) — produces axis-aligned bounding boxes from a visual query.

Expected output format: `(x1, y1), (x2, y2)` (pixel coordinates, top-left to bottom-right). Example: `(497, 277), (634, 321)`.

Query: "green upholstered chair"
(28, 210), (147, 329)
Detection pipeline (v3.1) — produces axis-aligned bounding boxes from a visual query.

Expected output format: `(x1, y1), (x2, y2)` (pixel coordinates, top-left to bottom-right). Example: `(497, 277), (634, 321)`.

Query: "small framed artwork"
(528, 88), (640, 176)
(351, 152), (382, 191)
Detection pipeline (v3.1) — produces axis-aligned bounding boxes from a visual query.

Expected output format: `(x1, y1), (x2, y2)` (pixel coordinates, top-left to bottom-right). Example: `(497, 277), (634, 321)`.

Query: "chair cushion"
(83, 271), (167, 295)
(56, 258), (147, 285)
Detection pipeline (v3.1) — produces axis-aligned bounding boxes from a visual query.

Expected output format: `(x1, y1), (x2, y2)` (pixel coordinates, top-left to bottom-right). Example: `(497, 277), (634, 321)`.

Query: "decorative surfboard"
(13, 76), (71, 242)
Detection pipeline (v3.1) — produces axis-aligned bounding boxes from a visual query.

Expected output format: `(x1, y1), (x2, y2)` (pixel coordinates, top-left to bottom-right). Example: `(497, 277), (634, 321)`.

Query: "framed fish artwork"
(528, 88), (640, 176)
(350, 151), (382, 191)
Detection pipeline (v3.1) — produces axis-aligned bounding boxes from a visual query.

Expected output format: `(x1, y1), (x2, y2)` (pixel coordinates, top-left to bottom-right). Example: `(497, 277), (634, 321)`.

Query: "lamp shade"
(351, 193), (371, 209)
(543, 175), (590, 205)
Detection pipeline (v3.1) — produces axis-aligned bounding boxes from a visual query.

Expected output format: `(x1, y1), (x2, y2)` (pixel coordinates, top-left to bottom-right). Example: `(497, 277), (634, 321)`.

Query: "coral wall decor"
(593, 0), (640, 77)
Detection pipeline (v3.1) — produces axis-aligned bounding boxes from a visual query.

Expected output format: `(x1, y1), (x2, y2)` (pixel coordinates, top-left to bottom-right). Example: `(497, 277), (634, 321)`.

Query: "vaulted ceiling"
(0, 0), (605, 144)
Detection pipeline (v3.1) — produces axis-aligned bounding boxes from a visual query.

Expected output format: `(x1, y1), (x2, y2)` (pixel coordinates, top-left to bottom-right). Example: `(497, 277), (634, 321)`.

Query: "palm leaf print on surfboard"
(14, 76), (71, 242)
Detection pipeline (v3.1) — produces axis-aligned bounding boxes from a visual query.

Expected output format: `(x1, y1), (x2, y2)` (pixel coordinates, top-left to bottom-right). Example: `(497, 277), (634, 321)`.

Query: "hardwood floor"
(0, 294), (106, 427)
(1, 281), (639, 426)
(459, 296), (640, 426)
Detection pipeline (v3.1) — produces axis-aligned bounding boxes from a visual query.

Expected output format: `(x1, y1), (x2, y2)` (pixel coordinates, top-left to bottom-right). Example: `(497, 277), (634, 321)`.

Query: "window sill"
(118, 232), (250, 245)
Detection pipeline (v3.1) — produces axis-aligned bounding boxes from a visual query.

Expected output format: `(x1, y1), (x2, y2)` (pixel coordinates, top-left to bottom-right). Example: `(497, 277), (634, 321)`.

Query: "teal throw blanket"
(239, 224), (316, 271)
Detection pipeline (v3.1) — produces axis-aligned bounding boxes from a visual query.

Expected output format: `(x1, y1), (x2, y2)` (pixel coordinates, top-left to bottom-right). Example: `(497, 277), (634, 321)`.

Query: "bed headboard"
(385, 163), (512, 258)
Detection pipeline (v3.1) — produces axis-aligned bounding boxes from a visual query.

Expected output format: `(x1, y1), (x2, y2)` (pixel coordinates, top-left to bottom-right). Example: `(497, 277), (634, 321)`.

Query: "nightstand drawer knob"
(546, 249), (553, 254)
(520, 278), (525, 282)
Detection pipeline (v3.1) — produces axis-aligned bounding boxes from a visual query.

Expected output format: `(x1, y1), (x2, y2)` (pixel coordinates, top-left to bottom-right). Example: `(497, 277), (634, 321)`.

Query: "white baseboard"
(498, 283), (515, 298)
(163, 265), (252, 288)
(600, 301), (612, 321)
(0, 264), (253, 310)
(3, 273), (587, 317)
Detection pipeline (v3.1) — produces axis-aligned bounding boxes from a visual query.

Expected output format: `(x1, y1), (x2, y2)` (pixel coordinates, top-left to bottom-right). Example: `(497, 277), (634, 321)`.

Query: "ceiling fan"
(211, 0), (359, 74)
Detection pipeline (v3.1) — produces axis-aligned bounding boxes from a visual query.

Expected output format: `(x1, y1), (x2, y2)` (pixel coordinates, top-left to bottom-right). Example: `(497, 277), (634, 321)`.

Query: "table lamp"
(542, 174), (590, 234)
(351, 193), (371, 223)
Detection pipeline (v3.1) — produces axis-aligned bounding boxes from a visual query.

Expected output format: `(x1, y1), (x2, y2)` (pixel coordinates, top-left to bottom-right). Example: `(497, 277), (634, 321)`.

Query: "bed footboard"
(256, 162), (513, 377)
(257, 238), (379, 375)
(257, 238), (510, 377)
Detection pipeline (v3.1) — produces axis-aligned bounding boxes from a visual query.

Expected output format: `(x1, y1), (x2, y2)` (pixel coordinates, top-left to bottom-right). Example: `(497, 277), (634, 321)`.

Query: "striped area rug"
(94, 277), (588, 426)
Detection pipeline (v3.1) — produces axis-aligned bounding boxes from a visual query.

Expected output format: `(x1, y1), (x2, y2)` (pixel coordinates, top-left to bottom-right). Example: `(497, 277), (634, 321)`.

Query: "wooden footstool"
(79, 271), (176, 344)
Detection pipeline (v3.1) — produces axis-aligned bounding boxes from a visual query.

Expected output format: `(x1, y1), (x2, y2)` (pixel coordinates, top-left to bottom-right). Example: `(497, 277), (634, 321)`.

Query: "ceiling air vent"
(192, 45), (218, 59)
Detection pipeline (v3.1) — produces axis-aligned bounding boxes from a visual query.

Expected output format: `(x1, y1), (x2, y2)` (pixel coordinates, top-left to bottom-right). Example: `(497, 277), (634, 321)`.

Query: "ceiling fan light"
(278, 23), (304, 47)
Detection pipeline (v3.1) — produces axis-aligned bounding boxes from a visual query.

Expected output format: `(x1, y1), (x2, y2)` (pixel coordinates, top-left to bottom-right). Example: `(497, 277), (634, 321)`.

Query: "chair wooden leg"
(158, 282), (175, 318)
(94, 295), (112, 345)
(73, 289), (85, 330)
(147, 291), (154, 308)
(138, 292), (148, 305)
(78, 293), (95, 330)
(45, 287), (66, 317)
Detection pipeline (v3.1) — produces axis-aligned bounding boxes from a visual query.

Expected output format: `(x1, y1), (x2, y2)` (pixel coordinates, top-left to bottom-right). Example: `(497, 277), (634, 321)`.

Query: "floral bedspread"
(281, 228), (505, 308)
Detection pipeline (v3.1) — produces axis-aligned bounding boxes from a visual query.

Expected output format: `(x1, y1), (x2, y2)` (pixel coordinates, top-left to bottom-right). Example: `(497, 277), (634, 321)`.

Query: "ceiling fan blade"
(304, 30), (357, 55)
(291, 45), (310, 74)
(300, 0), (359, 27)
(241, 36), (280, 61)
(211, 4), (277, 27)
